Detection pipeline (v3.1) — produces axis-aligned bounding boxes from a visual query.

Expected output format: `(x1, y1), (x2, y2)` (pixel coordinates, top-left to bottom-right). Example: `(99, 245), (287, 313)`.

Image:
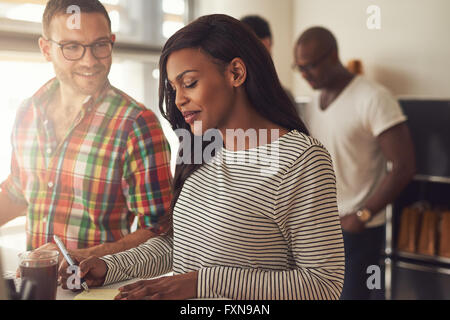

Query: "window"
(0, 0), (191, 46)
(162, 0), (187, 38)
(0, 55), (53, 181)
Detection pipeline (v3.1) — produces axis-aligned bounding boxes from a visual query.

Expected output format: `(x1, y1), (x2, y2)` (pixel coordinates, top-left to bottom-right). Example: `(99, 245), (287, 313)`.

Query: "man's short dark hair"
(240, 15), (272, 40)
(43, 0), (111, 37)
(296, 26), (338, 54)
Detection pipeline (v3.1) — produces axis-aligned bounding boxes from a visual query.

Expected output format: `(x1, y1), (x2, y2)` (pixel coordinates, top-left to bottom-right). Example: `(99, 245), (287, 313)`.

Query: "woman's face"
(166, 48), (237, 136)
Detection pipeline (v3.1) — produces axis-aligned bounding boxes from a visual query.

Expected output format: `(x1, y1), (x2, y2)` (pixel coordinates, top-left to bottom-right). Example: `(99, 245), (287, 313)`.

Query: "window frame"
(0, 0), (195, 56)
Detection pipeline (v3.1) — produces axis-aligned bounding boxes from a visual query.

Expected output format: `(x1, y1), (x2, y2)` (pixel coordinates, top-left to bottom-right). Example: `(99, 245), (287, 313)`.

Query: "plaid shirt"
(1, 78), (173, 250)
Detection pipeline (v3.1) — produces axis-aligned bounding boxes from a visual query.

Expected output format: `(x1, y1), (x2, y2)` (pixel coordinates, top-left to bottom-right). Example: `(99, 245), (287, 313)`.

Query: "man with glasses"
(0, 0), (173, 271)
(294, 27), (416, 300)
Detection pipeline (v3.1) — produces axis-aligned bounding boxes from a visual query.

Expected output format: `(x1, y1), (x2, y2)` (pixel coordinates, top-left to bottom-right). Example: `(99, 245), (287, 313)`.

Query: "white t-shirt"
(299, 76), (407, 228)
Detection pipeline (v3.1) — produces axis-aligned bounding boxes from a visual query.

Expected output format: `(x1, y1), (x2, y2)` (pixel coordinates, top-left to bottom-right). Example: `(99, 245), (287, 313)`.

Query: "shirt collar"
(31, 78), (112, 115)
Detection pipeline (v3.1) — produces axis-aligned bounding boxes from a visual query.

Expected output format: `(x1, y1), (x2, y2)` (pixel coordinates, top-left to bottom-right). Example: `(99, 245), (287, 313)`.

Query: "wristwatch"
(356, 208), (372, 223)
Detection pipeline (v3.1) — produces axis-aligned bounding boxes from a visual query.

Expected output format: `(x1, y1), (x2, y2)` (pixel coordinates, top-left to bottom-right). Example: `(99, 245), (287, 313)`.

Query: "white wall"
(292, 0), (450, 99)
(195, 0), (294, 90)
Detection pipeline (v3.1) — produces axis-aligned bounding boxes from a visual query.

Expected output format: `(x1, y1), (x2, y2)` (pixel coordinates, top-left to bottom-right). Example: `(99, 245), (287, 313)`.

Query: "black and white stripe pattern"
(101, 131), (345, 300)
(101, 235), (173, 285)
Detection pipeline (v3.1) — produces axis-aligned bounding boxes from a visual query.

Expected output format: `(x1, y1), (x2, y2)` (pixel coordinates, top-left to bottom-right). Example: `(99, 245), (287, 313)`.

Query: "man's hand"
(340, 213), (366, 234)
(59, 256), (107, 290)
(34, 242), (62, 260)
(114, 272), (198, 300)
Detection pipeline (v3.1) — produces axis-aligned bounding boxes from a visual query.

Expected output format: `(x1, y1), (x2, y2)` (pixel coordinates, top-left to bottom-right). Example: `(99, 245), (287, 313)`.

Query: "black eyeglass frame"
(293, 46), (335, 74)
(45, 38), (115, 61)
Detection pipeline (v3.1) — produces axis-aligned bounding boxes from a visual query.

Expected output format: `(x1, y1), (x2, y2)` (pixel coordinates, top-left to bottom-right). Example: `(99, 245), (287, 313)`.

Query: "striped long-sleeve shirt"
(101, 130), (345, 300)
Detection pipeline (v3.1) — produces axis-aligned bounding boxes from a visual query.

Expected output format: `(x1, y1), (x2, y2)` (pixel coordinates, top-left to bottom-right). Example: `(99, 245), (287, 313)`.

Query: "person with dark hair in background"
(0, 0), (173, 270)
(241, 15), (296, 105)
(65, 14), (345, 300)
(241, 15), (273, 55)
(294, 27), (416, 300)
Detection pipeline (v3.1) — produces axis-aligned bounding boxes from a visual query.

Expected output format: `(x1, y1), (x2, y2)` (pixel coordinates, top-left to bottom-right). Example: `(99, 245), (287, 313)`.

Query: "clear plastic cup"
(19, 250), (59, 300)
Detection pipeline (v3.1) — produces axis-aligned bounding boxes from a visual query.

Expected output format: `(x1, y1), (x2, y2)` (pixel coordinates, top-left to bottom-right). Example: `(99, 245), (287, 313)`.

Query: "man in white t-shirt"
(294, 27), (416, 300)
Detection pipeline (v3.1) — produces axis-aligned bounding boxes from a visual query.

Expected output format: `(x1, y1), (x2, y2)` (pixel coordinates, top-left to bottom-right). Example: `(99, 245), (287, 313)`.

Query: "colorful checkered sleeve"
(122, 110), (173, 232)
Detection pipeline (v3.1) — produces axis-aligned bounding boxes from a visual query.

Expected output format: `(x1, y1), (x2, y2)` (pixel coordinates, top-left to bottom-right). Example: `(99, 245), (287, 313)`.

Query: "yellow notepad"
(74, 288), (120, 300)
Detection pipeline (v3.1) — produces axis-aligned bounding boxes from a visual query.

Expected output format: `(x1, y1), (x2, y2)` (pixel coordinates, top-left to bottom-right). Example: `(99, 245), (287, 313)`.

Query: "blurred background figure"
(241, 15), (273, 55)
(241, 14), (296, 105)
(294, 26), (416, 300)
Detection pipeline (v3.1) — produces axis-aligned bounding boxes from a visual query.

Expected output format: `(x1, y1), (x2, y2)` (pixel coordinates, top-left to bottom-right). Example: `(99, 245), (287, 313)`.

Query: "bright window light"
(5, 4), (44, 23)
(162, 21), (184, 39)
(109, 10), (120, 33)
(101, 0), (121, 5)
(162, 0), (185, 15)
(0, 59), (53, 182)
(152, 69), (160, 80)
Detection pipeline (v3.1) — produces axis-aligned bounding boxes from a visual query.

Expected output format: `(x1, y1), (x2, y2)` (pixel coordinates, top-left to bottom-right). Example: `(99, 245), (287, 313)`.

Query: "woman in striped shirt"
(65, 14), (345, 300)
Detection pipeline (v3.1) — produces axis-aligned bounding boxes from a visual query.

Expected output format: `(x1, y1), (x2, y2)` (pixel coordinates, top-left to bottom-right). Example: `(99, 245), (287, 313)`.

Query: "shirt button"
(43, 217), (47, 223)
(43, 120), (49, 126)
(46, 148), (52, 154)
(48, 182), (54, 189)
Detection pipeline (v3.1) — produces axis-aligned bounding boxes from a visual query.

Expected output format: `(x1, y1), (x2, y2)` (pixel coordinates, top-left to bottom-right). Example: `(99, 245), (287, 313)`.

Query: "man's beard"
(54, 64), (109, 96)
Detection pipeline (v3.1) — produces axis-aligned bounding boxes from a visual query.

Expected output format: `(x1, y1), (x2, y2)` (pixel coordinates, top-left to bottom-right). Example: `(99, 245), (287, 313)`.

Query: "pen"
(53, 235), (90, 292)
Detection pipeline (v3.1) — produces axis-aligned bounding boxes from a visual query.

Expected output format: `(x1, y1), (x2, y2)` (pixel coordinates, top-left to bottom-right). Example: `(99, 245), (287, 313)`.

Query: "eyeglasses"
(46, 38), (114, 61)
(293, 47), (334, 74)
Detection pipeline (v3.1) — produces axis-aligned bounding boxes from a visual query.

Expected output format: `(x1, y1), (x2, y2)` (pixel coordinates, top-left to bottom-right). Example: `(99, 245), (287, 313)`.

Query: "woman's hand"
(59, 255), (108, 290)
(115, 271), (198, 300)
